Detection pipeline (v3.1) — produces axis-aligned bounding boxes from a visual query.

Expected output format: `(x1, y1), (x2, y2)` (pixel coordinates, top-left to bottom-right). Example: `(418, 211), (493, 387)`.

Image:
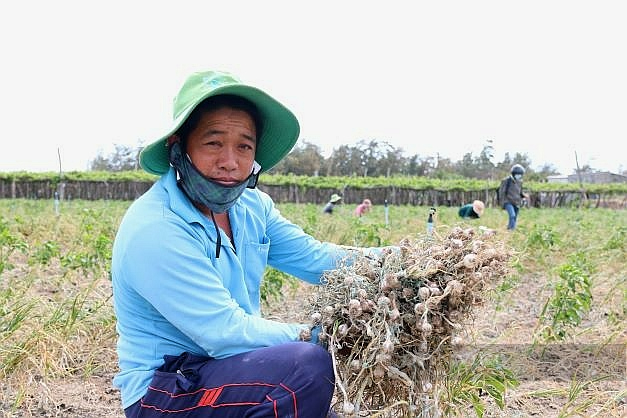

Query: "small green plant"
(525, 375), (612, 418)
(526, 224), (559, 249)
(492, 273), (521, 311)
(0, 299), (36, 336)
(536, 252), (594, 343)
(0, 216), (28, 274)
(30, 240), (60, 265)
(61, 251), (98, 271)
(442, 354), (519, 417)
(603, 225), (625, 250)
(350, 220), (389, 247)
(556, 376), (608, 418)
(260, 267), (298, 306)
(93, 233), (113, 264)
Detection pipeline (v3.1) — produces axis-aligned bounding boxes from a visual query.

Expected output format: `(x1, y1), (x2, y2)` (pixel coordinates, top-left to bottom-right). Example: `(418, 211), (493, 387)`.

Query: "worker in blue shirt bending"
(112, 70), (373, 418)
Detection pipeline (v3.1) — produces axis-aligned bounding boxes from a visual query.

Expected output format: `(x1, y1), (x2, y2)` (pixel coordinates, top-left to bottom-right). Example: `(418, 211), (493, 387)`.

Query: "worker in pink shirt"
(354, 198), (372, 217)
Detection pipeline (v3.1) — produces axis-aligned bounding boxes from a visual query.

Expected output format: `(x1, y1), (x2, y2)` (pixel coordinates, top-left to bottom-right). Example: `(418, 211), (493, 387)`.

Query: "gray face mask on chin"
(168, 141), (261, 259)
(168, 141), (261, 214)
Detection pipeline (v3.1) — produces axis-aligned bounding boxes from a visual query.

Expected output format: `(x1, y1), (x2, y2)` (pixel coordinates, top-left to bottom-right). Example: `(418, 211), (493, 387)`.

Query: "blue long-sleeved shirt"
(111, 168), (345, 408)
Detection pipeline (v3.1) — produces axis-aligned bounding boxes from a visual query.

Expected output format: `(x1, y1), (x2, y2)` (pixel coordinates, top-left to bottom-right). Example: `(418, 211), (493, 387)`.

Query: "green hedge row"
(1, 171), (626, 194)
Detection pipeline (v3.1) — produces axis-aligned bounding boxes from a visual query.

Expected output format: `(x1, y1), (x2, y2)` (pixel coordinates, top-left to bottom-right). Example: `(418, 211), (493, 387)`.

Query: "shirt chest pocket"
(242, 236), (270, 303)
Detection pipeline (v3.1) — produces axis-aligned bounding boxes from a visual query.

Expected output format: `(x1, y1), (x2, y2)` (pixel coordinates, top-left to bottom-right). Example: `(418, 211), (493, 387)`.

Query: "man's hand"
(299, 325), (327, 348)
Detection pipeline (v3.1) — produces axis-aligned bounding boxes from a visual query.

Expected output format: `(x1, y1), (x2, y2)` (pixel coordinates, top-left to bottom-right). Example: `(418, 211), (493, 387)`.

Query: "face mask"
(168, 141), (260, 214)
(514, 174), (523, 181)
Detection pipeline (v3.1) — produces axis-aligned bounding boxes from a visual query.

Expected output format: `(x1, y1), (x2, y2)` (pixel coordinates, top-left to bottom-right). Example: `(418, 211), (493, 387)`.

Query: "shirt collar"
(160, 168), (244, 245)
(161, 167), (210, 226)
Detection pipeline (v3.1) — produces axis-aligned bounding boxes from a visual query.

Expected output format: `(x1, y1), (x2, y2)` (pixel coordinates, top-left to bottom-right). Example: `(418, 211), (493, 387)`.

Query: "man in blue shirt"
(112, 71), (356, 417)
(322, 193), (342, 214)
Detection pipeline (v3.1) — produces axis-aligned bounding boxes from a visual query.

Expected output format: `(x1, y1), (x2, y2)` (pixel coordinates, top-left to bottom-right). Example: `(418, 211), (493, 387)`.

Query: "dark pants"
(124, 342), (336, 418)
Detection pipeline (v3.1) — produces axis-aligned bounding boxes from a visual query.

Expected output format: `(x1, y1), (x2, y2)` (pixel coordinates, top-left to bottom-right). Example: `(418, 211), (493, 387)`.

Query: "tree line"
(89, 139), (603, 182)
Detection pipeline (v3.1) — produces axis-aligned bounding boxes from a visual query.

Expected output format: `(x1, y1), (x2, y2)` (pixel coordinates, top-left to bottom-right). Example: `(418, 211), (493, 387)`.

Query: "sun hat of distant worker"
(472, 200), (485, 217)
(330, 194), (342, 203)
(139, 70), (300, 175)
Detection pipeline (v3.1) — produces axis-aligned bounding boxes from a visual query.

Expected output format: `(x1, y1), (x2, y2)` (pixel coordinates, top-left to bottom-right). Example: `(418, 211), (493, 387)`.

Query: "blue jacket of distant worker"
(111, 168), (345, 409)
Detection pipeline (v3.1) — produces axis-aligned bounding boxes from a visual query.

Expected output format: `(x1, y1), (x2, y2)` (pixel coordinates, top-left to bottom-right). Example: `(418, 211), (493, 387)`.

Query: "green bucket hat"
(139, 70), (300, 175)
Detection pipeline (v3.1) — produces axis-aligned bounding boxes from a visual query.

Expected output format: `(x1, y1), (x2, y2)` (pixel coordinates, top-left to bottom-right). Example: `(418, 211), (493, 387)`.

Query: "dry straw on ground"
(305, 226), (513, 416)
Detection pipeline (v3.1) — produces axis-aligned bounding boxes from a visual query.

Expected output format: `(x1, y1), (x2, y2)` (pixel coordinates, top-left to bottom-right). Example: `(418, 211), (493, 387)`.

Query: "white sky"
(1, 0), (626, 175)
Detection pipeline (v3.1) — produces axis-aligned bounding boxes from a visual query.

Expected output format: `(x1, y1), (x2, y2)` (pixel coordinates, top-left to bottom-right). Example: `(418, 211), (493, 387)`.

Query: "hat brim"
(139, 84), (300, 175)
(472, 201), (485, 217)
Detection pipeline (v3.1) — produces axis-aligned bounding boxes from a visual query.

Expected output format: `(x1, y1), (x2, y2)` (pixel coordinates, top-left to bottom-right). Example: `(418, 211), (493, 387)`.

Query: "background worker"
(498, 163), (529, 230)
(323, 193), (342, 214)
(458, 199), (485, 219)
(354, 198), (372, 217)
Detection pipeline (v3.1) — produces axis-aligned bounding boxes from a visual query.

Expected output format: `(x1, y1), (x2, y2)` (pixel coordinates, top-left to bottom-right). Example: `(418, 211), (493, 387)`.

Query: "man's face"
(185, 106), (257, 184)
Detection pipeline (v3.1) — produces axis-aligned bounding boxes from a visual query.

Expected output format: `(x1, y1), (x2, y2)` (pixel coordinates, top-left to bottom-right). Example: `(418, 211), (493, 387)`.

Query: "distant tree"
(379, 144), (407, 176)
(326, 144), (365, 176)
(510, 152), (533, 168)
(357, 139), (406, 177)
(530, 163), (560, 182)
(359, 139), (384, 177)
(475, 142), (496, 179)
(456, 153), (476, 178)
(406, 154), (423, 176)
(271, 140), (323, 175)
(495, 152), (514, 176)
(89, 144), (140, 171)
(431, 156), (458, 179)
(495, 152), (533, 179)
(325, 145), (350, 176)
